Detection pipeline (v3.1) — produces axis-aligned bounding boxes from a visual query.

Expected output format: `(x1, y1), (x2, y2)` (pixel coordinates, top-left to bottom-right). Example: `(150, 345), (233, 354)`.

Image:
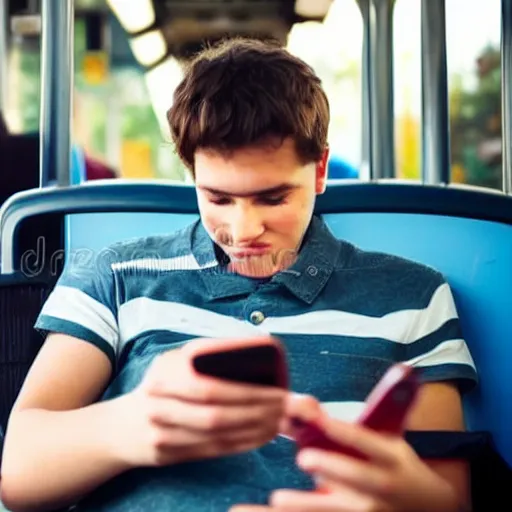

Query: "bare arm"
(0, 333), (132, 512)
(406, 382), (471, 510)
(0, 334), (288, 512)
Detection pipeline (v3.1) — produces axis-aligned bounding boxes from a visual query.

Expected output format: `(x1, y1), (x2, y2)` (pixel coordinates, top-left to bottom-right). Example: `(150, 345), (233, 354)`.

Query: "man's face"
(194, 138), (328, 278)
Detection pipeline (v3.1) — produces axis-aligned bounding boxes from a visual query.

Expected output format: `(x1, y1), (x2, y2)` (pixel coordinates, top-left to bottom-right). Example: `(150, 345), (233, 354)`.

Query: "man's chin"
(227, 252), (298, 278)
(227, 259), (279, 278)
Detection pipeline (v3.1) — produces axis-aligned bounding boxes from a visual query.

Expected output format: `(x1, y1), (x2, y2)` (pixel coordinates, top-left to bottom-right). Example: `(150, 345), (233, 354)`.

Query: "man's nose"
(230, 205), (265, 245)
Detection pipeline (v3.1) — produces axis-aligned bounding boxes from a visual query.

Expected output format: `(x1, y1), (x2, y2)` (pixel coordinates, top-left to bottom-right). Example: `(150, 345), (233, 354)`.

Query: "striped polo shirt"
(35, 215), (477, 511)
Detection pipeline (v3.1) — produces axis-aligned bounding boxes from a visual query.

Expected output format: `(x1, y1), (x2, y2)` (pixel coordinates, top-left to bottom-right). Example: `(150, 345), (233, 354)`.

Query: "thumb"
(280, 393), (323, 437)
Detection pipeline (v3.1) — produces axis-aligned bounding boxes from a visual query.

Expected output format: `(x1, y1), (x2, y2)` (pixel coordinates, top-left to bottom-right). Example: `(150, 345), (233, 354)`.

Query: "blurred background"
(1, 0), (503, 189)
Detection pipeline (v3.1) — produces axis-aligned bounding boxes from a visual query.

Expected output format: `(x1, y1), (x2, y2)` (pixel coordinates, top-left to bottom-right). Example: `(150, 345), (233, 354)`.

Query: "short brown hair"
(167, 38), (330, 173)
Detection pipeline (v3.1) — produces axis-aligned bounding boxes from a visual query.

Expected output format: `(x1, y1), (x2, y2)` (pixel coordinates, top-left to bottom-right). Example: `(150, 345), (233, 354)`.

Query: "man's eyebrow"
(198, 184), (298, 198)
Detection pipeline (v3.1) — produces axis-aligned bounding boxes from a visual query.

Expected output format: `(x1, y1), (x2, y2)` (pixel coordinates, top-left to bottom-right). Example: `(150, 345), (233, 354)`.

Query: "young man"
(0, 39), (476, 511)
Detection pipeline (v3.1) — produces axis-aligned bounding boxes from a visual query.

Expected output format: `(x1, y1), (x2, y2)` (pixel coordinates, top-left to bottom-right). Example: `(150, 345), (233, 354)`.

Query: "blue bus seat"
(1, 180), (511, 469)
(65, 212), (198, 256)
(63, 180), (198, 259)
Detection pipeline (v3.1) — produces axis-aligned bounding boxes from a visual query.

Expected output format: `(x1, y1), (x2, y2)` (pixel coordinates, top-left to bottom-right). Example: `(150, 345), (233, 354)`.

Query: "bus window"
(393, 0), (502, 190)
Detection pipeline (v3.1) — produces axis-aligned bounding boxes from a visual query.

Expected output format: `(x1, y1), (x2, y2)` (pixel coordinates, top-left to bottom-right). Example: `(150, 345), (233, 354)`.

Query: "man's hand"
(113, 337), (287, 468)
(231, 413), (461, 512)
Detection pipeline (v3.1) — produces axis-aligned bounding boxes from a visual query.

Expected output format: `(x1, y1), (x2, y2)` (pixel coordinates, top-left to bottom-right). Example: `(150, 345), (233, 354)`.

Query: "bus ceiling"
(106, 0), (333, 61)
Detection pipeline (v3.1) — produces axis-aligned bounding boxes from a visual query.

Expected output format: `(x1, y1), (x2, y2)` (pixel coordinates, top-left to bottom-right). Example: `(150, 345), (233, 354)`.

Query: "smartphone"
(192, 339), (289, 388)
(289, 363), (420, 459)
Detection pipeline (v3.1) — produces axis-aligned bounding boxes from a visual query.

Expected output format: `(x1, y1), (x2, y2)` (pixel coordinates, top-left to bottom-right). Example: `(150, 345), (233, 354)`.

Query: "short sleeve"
(34, 247), (120, 368)
(404, 276), (478, 393)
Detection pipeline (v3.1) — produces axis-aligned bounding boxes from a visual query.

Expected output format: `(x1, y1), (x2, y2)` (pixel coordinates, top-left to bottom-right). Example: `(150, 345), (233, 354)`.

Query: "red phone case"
(290, 363), (420, 460)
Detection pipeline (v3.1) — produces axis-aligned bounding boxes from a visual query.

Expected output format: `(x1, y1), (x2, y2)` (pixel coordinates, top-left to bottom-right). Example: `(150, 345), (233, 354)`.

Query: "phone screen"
(192, 344), (287, 387)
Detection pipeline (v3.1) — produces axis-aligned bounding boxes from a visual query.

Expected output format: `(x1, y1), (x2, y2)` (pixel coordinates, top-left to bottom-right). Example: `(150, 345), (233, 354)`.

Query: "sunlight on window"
(287, 0), (363, 168)
(144, 58), (188, 180)
(144, 57), (184, 141)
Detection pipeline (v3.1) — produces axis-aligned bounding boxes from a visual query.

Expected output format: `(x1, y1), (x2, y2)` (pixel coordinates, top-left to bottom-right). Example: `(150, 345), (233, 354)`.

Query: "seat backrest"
(65, 211), (198, 257)
(60, 182), (512, 466)
(323, 211), (512, 463)
(0, 275), (52, 431)
(2, 181), (511, 466)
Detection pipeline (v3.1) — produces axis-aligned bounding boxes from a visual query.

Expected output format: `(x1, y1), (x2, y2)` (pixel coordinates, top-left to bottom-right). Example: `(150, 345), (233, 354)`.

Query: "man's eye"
(259, 195), (286, 206)
(210, 197), (231, 205)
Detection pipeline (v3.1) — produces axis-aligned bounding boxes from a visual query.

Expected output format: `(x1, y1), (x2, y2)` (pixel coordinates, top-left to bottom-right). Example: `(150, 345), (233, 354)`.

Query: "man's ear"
(315, 146), (330, 194)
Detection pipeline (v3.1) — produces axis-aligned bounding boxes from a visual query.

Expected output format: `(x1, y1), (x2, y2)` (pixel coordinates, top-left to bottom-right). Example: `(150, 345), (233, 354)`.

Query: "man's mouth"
(229, 245), (272, 260)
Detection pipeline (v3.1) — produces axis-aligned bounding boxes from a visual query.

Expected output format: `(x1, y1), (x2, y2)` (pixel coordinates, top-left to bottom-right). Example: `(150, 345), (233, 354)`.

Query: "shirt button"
(307, 265), (318, 276)
(249, 310), (265, 325)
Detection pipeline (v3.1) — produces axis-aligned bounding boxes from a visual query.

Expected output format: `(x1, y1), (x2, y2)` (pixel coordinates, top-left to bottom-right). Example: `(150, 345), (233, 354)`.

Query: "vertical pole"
(39, 0), (74, 187)
(356, 0), (372, 179)
(501, 0), (512, 194)
(368, 0), (396, 179)
(421, 0), (450, 185)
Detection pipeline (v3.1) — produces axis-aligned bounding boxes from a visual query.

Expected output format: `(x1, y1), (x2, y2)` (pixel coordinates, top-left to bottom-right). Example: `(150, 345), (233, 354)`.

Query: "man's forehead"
(194, 138), (305, 172)
(196, 183), (299, 197)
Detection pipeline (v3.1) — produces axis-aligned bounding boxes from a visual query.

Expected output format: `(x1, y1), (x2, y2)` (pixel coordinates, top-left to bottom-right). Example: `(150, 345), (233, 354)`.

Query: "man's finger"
(270, 487), (377, 511)
(147, 396), (284, 431)
(280, 393), (324, 437)
(314, 416), (399, 465)
(297, 448), (392, 497)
